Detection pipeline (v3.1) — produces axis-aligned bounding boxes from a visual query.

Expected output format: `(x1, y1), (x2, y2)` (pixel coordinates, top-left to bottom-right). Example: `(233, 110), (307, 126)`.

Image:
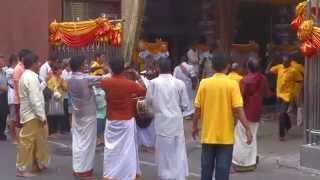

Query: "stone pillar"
(217, 0), (235, 54)
(300, 0), (320, 171)
(301, 55), (320, 170)
(121, 0), (146, 63)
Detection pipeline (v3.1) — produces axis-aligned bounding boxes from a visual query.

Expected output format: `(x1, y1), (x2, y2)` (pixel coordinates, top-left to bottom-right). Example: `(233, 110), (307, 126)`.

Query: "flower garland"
(49, 17), (122, 48)
(291, 1), (320, 57)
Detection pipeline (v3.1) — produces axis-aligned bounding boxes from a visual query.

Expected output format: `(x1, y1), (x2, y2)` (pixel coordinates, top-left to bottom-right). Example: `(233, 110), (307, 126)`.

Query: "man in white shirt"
(39, 52), (59, 81)
(147, 58), (189, 180)
(173, 61), (197, 119)
(187, 45), (199, 76)
(16, 53), (50, 178)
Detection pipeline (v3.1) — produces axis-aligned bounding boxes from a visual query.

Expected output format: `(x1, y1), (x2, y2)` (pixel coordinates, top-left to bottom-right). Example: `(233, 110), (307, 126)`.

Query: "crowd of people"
(0, 45), (304, 180)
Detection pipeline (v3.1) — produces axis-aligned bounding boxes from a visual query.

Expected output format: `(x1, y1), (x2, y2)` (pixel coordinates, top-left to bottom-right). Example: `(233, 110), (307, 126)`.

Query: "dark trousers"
(47, 115), (66, 135)
(63, 99), (70, 132)
(0, 108), (7, 136)
(201, 144), (233, 180)
(278, 99), (291, 138)
(0, 94), (8, 137)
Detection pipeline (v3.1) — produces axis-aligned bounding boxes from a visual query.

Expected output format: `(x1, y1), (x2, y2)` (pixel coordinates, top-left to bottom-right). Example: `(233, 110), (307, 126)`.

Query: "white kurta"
(137, 76), (156, 148)
(232, 121), (259, 167)
(103, 118), (140, 179)
(147, 74), (189, 179)
(173, 63), (196, 117)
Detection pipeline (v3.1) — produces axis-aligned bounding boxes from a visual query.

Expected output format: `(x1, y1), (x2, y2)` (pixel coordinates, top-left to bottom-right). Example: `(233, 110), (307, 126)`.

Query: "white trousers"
(155, 134), (189, 180)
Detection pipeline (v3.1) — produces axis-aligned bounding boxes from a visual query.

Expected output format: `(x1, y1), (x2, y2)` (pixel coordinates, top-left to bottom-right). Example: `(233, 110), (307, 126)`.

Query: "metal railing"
(304, 0), (320, 145)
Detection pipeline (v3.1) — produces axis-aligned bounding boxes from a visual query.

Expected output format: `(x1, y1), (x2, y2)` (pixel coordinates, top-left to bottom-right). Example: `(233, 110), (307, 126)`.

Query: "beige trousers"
(16, 119), (50, 171)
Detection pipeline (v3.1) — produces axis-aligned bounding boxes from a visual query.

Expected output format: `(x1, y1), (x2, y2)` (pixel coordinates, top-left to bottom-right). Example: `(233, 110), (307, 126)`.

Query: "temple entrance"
(234, 3), (274, 58)
(233, 2), (294, 67)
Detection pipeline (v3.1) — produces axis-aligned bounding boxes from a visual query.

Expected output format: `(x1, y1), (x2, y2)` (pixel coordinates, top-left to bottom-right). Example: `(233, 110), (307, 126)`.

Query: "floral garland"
(49, 17), (121, 48)
(291, 1), (320, 57)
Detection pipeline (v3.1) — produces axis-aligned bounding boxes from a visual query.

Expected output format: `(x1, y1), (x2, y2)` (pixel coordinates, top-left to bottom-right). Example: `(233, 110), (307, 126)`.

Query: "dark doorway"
(234, 3), (275, 60)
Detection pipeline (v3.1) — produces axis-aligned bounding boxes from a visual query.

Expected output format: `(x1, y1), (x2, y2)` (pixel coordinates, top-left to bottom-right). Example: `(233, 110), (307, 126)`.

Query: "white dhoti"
(137, 120), (156, 148)
(72, 114), (97, 174)
(232, 121), (259, 167)
(155, 134), (189, 180)
(103, 118), (140, 179)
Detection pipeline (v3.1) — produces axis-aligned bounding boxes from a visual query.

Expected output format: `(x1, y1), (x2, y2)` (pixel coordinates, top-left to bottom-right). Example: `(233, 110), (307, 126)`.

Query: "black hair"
(18, 49), (32, 61)
(70, 55), (85, 72)
(158, 58), (171, 74)
(23, 53), (39, 69)
(247, 59), (260, 73)
(212, 53), (230, 72)
(109, 58), (124, 74)
(49, 51), (59, 62)
(8, 54), (17, 67)
(94, 52), (102, 59)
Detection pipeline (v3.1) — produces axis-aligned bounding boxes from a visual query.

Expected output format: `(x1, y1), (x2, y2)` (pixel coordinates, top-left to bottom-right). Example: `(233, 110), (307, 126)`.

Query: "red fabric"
(240, 73), (269, 122)
(73, 169), (93, 177)
(101, 75), (146, 120)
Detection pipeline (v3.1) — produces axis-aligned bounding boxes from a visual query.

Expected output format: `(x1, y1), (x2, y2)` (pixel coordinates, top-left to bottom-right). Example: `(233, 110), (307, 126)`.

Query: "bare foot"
(16, 171), (36, 178)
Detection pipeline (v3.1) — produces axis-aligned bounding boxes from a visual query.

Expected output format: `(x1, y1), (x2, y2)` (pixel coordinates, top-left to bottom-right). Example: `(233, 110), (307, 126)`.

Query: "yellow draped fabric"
(49, 17), (122, 47)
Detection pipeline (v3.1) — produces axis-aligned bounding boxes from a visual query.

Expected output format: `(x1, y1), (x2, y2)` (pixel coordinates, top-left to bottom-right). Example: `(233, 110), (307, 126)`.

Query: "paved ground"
(1, 109), (320, 180)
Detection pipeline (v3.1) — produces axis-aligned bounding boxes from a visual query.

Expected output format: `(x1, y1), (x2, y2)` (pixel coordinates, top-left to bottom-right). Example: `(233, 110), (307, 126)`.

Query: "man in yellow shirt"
(266, 55), (303, 141)
(192, 54), (252, 180)
(227, 62), (243, 83)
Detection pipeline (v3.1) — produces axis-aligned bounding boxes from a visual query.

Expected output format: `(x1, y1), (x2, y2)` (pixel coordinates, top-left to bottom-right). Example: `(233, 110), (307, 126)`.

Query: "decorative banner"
(49, 17), (122, 48)
(291, 1), (320, 57)
(137, 40), (169, 61)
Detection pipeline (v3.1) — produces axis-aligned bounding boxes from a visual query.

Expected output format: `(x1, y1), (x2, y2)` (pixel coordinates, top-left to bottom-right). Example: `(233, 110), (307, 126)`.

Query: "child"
(94, 85), (106, 146)
(47, 64), (68, 137)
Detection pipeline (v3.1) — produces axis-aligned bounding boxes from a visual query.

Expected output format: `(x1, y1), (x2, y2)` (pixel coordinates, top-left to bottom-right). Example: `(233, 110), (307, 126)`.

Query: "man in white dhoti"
(148, 58), (189, 180)
(232, 59), (269, 172)
(136, 75), (156, 151)
(67, 56), (100, 179)
(101, 58), (146, 180)
(173, 61), (197, 119)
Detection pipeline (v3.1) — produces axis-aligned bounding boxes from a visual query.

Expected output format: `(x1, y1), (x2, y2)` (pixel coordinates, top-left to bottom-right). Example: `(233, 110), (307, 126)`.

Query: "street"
(1, 111), (320, 180)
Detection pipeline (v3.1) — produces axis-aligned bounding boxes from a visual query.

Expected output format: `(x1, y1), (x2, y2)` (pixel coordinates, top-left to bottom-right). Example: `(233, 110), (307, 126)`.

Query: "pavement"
(1, 108), (320, 180)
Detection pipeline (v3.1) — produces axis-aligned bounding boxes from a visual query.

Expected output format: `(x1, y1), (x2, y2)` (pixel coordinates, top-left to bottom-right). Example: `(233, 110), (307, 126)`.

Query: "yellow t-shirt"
(91, 61), (105, 76)
(47, 75), (67, 101)
(227, 72), (243, 83)
(194, 73), (243, 144)
(291, 61), (304, 97)
(270, 64), (303, 102)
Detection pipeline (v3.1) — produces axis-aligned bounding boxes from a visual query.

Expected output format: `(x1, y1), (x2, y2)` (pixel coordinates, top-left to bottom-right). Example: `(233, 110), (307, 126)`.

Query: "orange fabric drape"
(49, 17), (122, 48)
